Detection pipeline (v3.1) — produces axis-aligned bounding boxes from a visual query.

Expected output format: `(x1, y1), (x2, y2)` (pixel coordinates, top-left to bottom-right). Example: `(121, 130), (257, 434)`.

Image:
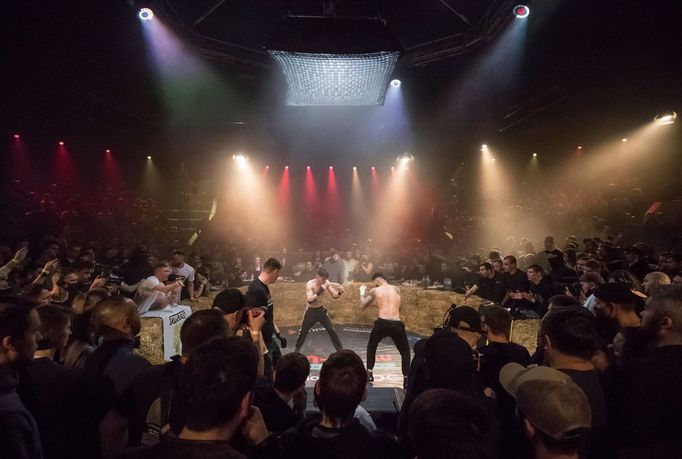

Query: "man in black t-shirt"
(502, 256), (534, 317)
(253, 352), (310, 434)
(245, 258), (285, 379)
(464, 263), (505, 303)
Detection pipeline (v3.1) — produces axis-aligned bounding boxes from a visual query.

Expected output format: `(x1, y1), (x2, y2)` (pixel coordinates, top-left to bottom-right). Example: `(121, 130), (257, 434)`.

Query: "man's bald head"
(91, 295), (141, 338)
(643, 271), (671, 295)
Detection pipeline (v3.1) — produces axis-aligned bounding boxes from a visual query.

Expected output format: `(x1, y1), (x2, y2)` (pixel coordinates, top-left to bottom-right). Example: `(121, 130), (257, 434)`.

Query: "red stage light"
(105, 149), (111, 153)
(329, 166), (333, 170)
(58, 141), (64, 146)
(307, 165), (311, 169)
(577, 146), (583, 150)
(285, 165), (289, 169)
(13, 134), (20, 139)
(371, 166), (376, 170)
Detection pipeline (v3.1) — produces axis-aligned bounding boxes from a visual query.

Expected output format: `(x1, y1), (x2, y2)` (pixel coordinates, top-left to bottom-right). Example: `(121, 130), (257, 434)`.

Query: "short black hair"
(263, 258), (283, 272)
(317, 268), (330, 279)
(37, 305), (73, 350)
(185, 337), (259, 431)
(482, 305), (512, 338)
(548, 295), (580, 309)
(503, 255), (517, 265)
(180, 309), (228, 357)
(527, 264), (544, 274)
(0, 296), (38, 342)
(274, 352), (311, 394)
(172, 250), (185, 257)
(540, 308), (597, 360)
(371, 272), (385, 281)
(409, 389), (501, 459)
(479, 263), (493, 271)
(316, 350), (367, 426)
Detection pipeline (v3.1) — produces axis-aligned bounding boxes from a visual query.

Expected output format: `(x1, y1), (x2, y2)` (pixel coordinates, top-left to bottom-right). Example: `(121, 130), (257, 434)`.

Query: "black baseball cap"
(593, 283), (639, 304)
(447, 305), (482, 333)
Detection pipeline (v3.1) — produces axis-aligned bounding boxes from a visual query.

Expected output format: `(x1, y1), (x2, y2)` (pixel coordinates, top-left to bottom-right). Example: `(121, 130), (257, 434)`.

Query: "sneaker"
(367, 370), (374, 383)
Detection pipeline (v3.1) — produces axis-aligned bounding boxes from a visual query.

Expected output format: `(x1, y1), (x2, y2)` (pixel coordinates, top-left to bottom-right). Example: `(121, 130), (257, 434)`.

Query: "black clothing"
(84, 338), (151, 396)
(253, 384), (300, 434)
(294, 307), (343, 352)
(478, 342), (530, 404)
(119, 261), (153, 286)
(619, 326), (655, 367)
(475, 273), (506, 303)
(245, 279), (275, 344)
(117, 437), (246, 459)
(502, 270), (533, 312)
(628, 259), (653, 282)
(0, 369), (43, 459)
(613, 345), (682, 457)
(559, 368), (609, 458)
(279, 418), (400, 459)
(366, 318), (411, 376)
(115, 358), (189, 447)
(528, 276), (562, 316)
(18, 357), (114, 459)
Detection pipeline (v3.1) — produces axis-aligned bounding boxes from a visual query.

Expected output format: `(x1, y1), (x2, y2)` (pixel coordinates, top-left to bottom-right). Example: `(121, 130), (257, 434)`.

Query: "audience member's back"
(280, 349), (399, 459)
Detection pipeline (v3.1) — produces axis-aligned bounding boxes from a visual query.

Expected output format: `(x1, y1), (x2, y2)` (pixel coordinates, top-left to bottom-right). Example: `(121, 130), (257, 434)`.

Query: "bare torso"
(306, 279), (332, 308)
(370, 283), (401, 320)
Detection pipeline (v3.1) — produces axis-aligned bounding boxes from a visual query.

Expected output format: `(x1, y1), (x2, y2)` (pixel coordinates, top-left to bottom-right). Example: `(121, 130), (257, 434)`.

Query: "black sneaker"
(367, 370), (374, 383)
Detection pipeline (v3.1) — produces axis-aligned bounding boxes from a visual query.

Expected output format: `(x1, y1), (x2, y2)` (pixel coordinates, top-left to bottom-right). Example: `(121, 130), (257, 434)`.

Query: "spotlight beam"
(192, 0), (227, 28)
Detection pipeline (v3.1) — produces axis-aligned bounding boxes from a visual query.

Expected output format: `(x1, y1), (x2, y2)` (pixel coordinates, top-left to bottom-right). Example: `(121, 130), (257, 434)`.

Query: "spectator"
(624, 246), (653, 282)
(170, 250), (195, 301)
(500, 363), (592, 459)
(63, 289), (110, 370)
(84, 296), (151, 396)
(354, 254), (374, 282)
(579, 272), (604, 315)
(342, 251), (358, 283)
(0, 296), (43, 459)
(503, 256), (534, 317)
(253, 352), (310, 434)
(118, 337), (273, 458)
(464, 263), (505, 302)
(525, 265), (562, 316)
(100, 309), (228, 455)
(539, 308), (608, 457)
(134, 263), (183, 315)
(118, 247), (153, 295)
(448, 305), (483, 350)
(280, 349), (399, 459)
(18, 305), (114, 459)
(613, 285), (682, 457)
(408, 389), (501, 459)
(641, 271), (671, 295)
(21, 284), (52, 307)
(322, 251), (344, 284)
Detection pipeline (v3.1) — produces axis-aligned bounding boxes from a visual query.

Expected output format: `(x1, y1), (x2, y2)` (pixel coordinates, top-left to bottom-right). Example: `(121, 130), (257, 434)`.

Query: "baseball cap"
(212, 288), (246, 314)
(500, 363), (591, 441)
(447, 305), (482, 332)
(592, 282), (639, 304)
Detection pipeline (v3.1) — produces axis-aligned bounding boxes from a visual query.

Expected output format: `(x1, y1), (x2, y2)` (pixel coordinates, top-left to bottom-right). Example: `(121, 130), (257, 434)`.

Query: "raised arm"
(360, 287), (375, 308)
(326, 283), (344, 299)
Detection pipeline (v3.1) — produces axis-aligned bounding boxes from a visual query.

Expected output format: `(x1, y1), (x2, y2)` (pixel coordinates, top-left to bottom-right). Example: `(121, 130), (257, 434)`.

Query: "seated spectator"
(500, 363), (592, 459)
(464, 263), (505, 303)
(254, 352), (310, 434)
(18, 305), (114, 458)
(280, 349), (399, 459)
(408, 389), (501, 459)
(613, 285), (682, 457)
(0, 296), (43, 459)
(502, 256), (535, 317)
(579, 272), (604, 315)
(84, 296), (151, 396)
(134, 263), (183, 315)
(170, 251), (195, 301)
(100, 309), (228, 456)
(525, 265), (562, 316)
(118, 337), (274, 458)
(539, 308), (608, 457)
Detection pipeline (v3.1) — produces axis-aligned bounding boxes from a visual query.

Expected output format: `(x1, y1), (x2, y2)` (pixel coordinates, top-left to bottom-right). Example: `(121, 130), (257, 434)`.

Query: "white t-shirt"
(172, 263), (195, 283)
(135, 276), (162, 315)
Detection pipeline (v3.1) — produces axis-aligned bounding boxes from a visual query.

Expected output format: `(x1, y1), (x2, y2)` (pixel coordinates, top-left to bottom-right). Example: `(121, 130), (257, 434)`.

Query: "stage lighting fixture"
(532, 153), (538, 157)
(654, 111), (677, 125)
(513, 5), (530, 18)
(266, 17), (401, 106)
(371, 166), (376, 170)
(491, 158), (496, 162)
(232, 153), (249, 168)
(397, 152), (415, 165)
(481, 144), (488, 151)
(105, 149), (111, 153)
(13, 134), (20, 139)
(353, 166), (357, 170)
(147, 155), (152, 160)
(329, 166), (333, 170)
(390, 79), (401, 88)
(577, 146), (583, 150)
(622, 138), (628, 143)
(306, 165), (311, 170)
(285, 165), (289, 169)
(58, 141), (64, 146)
(138, 8), (154, 21)
(266, 165), (270, 169)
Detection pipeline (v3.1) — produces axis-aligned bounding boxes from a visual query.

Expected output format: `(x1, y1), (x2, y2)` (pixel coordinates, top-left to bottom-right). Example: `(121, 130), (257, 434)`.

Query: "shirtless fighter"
(294, 268), (344, 353)
(360, 272), (410, 386)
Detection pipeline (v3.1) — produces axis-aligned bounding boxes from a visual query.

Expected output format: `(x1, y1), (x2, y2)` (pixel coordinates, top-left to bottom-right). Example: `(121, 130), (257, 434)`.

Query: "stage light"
(622, 138), (628, 143)
(577, 146), (583, 150)
(13, 134), (20, 139)
(397, 152), (415, 164)
(390, 79), (401, 88)
(285, 165), (289, 169)
(532, 153), (538, 157)
(58, 141), (64, 146)
(232, 153), (249, 169)
(266, 17), (401, 105)
(654, 111), (677, 125)
(481, 144), (488, 151)
(371, 166), (376, 170)
(329, 166), (333, 170)
(138, 8), (154, 21)
(353, 166), (357, 170)
(306, 165), (311, 170)
(513, 5), (530, 18)
(491, 158), (496, 162)
(105, 149), (111, 154)
(391, 166), (395, 171)
(147, 155), (152, 160)
(265, 165), (270, 169)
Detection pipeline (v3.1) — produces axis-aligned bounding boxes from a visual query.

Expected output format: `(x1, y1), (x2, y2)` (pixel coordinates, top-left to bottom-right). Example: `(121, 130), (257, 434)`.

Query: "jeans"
(294, 306), (343, 352)
(366, 318), (411, 376)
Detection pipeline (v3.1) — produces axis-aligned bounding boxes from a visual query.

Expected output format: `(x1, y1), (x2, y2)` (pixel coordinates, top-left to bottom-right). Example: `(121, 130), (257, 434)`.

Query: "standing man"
(294, 268), (344, 353)
(170, 250), (196, 301)
(245, 258), (286, 379)
(360, 273), (410, 387)
(322, 251), (344, 284)
(342, 251), (359, 284)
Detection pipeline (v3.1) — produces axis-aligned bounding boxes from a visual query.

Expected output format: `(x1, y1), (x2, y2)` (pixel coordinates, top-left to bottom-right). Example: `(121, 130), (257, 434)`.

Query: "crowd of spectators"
(1, 182), (682, 458)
